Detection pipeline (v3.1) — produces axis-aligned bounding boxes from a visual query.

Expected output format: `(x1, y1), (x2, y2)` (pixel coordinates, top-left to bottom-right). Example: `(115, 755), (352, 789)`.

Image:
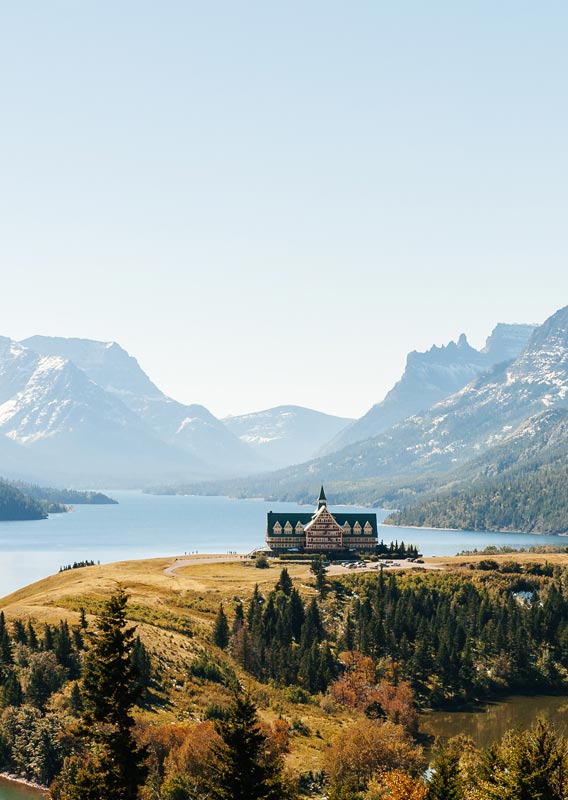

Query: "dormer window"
(273, 522), (282, 534)
(284, 521), (293, 534)
(353, 521), (362, 534)
(343, 522), (351, 534)
(364, 522), (373, 534)
(295, 521), (304, 533)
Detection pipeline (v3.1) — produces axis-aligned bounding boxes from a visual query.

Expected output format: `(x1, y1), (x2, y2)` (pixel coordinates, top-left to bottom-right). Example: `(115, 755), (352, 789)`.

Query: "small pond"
(422, 694), (568, 750)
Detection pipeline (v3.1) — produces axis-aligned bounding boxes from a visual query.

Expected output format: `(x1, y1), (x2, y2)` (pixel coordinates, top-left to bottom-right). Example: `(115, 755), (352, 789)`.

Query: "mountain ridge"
(324, 323), (536, 453)
(224, 404), (352, 469)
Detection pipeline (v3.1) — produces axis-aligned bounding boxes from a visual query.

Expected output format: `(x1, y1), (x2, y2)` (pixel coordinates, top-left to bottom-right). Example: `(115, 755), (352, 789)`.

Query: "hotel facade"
(266, 486), (378, 553)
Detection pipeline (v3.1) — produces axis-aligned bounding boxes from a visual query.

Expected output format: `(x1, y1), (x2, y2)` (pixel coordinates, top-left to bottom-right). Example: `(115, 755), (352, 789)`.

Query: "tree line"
(387, 460), (568, 533)
(213, 565), (568, 707)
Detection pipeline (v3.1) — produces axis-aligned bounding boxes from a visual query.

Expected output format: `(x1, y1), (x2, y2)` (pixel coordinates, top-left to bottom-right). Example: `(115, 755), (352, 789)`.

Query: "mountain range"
(3, 308), (566, 499)
(165, 307), (568, 521)
(0, 336), (350, 484)
(323, 324), (536, 453)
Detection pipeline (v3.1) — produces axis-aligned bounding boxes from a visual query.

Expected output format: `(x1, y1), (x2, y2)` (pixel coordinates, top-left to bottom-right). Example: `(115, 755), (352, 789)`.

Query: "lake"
(0, 778), (44, 799)
(422, 694), (568, 751)
(1, 490), (567, 597)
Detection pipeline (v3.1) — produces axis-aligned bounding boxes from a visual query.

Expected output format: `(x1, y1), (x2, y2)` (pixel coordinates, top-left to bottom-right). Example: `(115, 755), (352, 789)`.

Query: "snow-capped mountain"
(249, 307), (568, 489)
(323, 324), (536, 454)
(22, 336), (264, 475)
(224, 405), (352, 469)
(0, 337), (203, 484)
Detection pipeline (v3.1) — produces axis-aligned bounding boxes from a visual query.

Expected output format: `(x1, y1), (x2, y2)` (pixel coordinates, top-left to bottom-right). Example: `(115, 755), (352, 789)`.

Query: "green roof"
(267, 510), (378, 537)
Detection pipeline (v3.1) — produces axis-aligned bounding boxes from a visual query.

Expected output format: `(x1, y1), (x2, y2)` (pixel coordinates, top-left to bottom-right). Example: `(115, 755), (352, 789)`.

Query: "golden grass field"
(3, 550), (567, 773)
(0, 554), (359, 773)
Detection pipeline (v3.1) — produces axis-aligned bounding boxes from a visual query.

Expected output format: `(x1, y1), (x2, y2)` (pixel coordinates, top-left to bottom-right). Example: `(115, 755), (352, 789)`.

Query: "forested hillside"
(387, 461), (568, 533)
(0, 481), (50, 520)
(4, 556), (568, 796)
(10, 481), (117, 506)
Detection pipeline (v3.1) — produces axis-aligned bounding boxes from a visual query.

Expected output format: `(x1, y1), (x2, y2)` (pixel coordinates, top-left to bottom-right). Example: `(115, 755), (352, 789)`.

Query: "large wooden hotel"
(266, 486), (378, 553)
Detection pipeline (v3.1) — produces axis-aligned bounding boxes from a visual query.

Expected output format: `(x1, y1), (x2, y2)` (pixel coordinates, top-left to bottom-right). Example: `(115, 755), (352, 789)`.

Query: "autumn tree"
(368, 769), (428, 800)
(326, 719), (424, 800)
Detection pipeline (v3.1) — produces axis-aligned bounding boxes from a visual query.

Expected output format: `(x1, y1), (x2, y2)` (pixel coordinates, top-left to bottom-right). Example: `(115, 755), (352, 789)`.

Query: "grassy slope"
(6, 551), (568, 774)
(0, 555), (357, 775)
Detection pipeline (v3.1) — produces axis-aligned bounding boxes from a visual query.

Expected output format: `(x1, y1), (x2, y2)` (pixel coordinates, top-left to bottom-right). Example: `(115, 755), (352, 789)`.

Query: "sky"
(1, 2), (568, 419)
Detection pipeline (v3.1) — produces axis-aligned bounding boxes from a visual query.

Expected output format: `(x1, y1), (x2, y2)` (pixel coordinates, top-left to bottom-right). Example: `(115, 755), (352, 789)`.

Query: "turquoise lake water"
(0, 490), (566, 597)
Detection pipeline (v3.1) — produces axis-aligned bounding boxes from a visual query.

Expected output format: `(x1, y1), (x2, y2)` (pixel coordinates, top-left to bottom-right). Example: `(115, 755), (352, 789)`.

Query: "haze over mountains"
(0, 336), (351, 484)
(224, 406), (353, 469)
(246, 308), (568, 492)
(324, 323), (536, 453)
(2, 310), (567, 498)
(168, 307), (568, 518)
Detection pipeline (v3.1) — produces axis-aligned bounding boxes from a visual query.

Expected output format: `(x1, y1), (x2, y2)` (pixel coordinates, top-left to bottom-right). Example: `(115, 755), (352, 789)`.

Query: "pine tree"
(232, 600), (245, 637)
(213, 604), (230, 650)
(275, 567), (293, 596)
(208, 691), (284, 800)
(61, 588), (148, 800)
(27, 619), (38, 650)
(68, 681), (83, 714)
(131, 636), (152, 700)
(427, 741), (464, 800)
(0, 669), (22, 708)
(310, 556), (328, 597)
(12, 619), (27, 644)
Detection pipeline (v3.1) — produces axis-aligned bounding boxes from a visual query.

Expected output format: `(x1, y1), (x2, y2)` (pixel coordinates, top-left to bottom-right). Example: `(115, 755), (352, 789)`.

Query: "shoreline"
(0, 772), (46, 794)
(383, 521), (568, 536)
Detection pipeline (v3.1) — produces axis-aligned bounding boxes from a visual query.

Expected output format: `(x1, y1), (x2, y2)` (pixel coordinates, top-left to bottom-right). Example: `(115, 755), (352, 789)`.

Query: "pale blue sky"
(1, 2), (567, 418)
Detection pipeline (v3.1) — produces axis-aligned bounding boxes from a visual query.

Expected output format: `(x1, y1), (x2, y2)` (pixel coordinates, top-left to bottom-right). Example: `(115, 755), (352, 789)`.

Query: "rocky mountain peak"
(482, 322), (537, 365)
(22, 335), (164, 400)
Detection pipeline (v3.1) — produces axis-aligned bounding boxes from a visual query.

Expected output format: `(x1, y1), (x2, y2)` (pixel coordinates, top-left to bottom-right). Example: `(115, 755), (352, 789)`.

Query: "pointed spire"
(317, 485), (327, 509)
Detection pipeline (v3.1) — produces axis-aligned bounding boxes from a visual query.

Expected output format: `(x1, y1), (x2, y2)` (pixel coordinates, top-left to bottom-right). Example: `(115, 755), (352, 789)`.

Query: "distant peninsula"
(0, 479), (117, 521)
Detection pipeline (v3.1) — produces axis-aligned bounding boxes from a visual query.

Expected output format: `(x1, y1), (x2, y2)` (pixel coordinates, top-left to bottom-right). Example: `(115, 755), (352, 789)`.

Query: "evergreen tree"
(310, 556), (328, 597)
(275, 567), (293, 596)
(213, 604), (230, 650)
(27, 619), (38, 650)
(208, 691), (284, 800)
(0, 669), (22, 708)
(43, 623), (54, 651)
(131, 636), (152, 700)
(68, 681), (83, 714)
(232, 601), (245, 637)
(60, 588), (148, 800)
(12, 619), (27, 644)
(427, 741), (464, 800)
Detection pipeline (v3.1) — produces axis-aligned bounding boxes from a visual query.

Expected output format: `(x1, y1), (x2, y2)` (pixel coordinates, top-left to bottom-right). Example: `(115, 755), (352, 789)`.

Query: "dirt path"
(163, 554), (246, 577)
